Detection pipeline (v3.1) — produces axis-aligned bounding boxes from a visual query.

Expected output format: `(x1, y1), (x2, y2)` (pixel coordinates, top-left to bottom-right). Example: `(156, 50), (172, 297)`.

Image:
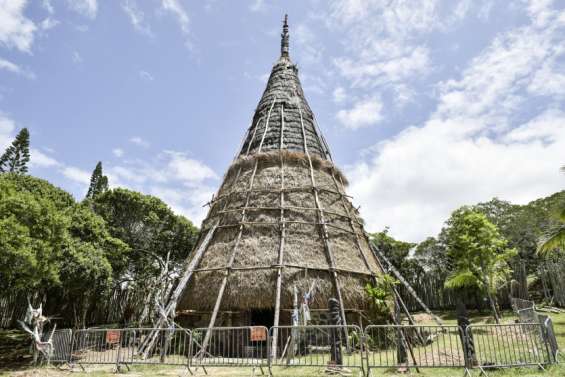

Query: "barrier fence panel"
(117, 328), (191, 366)
(269, 325), (364, 375)
(36, 322), (560, 374)
(71, 328), (191, 368)
(45, 328), (73, 363)
(189, 326), (269, 369)
(71, 328), (123, 366)
(467, 323), (552, 369)
(364, 325), (465, 373)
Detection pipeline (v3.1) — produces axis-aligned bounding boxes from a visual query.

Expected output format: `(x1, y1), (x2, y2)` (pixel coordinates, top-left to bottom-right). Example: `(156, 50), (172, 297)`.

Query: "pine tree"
(0, 128), (31, 174)
(86, 161), (109, 199)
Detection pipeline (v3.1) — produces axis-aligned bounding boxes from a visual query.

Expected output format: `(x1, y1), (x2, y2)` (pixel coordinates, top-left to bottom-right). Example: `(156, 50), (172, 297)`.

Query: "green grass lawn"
(1, 310), (564, 376)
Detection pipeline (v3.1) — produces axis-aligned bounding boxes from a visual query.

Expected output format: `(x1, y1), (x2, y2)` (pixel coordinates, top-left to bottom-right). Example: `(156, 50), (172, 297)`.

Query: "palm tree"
(537, 165), (565, 254)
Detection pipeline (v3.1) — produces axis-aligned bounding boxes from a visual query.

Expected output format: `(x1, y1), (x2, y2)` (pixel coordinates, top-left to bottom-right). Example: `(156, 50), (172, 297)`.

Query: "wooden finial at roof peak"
(281, 14), (289, 57)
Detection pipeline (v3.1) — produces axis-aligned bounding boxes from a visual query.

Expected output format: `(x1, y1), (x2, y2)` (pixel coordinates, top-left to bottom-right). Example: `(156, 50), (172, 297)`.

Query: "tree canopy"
(85, 161), (109, 199)
(0, 128), (30, 174)
(0, 172), (199, 327)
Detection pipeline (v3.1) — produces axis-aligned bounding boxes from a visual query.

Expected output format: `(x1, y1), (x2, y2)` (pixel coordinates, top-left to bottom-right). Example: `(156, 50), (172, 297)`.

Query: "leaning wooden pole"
(297, 103), (349, 347)
(370, 242), (444, 327)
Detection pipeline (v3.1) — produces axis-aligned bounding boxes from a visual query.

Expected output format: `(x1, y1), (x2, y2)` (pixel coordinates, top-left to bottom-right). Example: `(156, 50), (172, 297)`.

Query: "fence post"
(115, 331), (122, 373)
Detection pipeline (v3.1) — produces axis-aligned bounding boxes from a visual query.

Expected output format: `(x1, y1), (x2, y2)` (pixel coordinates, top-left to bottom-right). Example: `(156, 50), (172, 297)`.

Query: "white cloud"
(66, 0), (98, 19)
(40, 17), (59, 31)
(164, 151), (218, 184)
(112, 148), (124, 157)
(249, 0), (265, 12)
(42, 0), (54, 14)
(346, 0), (565, 242)
(326, 0), (479, 119)
(122, 0), (152, 36)
(0, 57), (35, 79)
(334, 46), (430, 89)
(129, 136), (149, 148)
(105, 150), (219, 225)
(72, 51), (82, 64)
(160, 0), (191, 47)
(61, 166), (91, 185)
(30, 148), (60, 168)
(333, 87), (346, 103)
(336, 98), (383, 129)
(0, 0), (37, 52)
(0, 112), (16, 149)
(138, 70), (154, 81)
(294, 23), (323, 65)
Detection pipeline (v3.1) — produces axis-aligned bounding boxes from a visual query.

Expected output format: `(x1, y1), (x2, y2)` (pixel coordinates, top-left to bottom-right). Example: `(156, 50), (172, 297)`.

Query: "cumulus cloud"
(336, 98), (383, 129)
(61, 166), (91, 185)
(0, 0), (37, 52)
(105, 150), (219, 224)
(333, 87), (346, 103)
(66, 0), (98, 19)
(30, 148), (60, 168)
(164, 151), (218, 184)
(0, 112), (16, 149)
(346, 0), (565, 242)
(0, 57), (35, 78)
(326, 0), (481, 117)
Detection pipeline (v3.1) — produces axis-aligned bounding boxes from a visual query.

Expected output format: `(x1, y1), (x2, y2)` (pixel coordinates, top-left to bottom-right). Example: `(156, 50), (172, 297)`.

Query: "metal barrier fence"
(45, 328), (73, 363)
(71, 328), (191, 369)
(467, 323), (553, 370)
(269, 325), (364, 375)
(189, 326), (269, 370)
(365, 325), (465, 374)
(34, 322), (558, 375)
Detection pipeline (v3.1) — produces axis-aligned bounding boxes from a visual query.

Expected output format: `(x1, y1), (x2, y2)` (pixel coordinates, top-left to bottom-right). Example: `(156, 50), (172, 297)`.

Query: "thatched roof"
(177, 16), (383, 321)
(238, 17), (331, 160)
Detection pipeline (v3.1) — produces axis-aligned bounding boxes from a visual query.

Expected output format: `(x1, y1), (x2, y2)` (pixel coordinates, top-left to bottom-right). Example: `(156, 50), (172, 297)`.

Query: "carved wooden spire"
(281, 14), (289, 57)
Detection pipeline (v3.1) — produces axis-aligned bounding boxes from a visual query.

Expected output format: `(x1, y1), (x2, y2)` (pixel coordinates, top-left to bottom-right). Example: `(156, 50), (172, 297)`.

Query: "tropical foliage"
(0, 149), (199, 327)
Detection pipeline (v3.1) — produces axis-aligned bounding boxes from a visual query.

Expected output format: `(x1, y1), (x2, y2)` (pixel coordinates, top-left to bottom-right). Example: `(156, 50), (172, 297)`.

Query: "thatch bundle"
(178, 150), (381, 312)
(176, 16), (384, 325)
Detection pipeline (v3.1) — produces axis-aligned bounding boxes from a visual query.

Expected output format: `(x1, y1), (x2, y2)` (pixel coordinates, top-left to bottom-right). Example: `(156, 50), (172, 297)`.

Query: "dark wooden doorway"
(250, 308), (274, 328)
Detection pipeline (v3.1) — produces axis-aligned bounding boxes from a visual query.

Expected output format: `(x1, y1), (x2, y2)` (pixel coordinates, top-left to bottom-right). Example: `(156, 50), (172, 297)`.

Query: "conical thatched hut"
(177, 16), (384, 329)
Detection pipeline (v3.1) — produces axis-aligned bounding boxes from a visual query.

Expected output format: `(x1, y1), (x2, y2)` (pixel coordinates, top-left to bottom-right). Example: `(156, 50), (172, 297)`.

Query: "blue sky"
(1, 0), (564, 242)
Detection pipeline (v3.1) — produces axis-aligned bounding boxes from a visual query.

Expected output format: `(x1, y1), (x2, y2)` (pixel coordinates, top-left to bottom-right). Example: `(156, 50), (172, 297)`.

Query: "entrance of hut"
(250, 308), (274, 328)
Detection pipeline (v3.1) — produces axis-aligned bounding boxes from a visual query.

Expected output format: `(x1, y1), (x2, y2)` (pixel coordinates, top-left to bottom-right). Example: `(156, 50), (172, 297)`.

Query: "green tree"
(57, 203), (128, 327)
(0, 128), (30, 174)
(370, 228), (423, 283)
(93, 188), (199, 323)
(538, 204), (565, 254)
(0, 174), (128, 327)
(85, 161), (109, 199)
(414, 236), (448, 274)
(0, 176), (67, 291)
(442, 207), (516, 323)
(537, 167), (565, 255)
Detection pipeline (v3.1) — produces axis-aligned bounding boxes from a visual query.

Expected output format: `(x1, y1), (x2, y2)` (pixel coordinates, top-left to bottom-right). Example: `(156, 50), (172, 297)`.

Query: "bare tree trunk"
(480, 261), (500, 324)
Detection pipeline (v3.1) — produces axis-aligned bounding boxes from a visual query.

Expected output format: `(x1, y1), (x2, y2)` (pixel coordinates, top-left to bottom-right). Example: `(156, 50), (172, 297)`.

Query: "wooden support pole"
(296, 103), (349, 345)
(272, 103), (286, 360)
(370, 242), (444, 327)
